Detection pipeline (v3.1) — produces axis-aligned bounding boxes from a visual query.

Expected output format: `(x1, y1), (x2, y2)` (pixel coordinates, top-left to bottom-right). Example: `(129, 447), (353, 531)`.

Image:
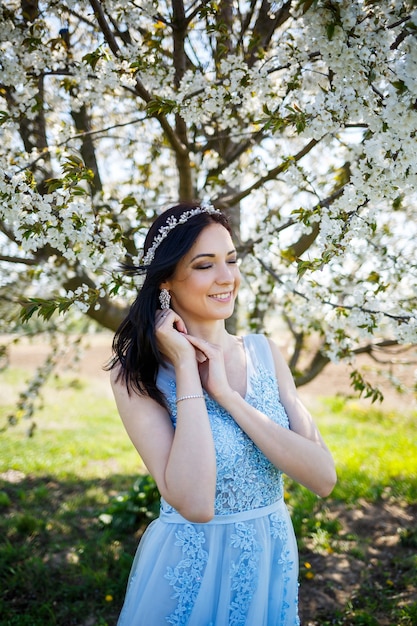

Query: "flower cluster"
(0, 0), (416, 401)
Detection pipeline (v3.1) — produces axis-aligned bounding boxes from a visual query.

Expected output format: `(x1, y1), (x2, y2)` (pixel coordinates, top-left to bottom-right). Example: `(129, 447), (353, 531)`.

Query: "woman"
(109, 201), (336, 625)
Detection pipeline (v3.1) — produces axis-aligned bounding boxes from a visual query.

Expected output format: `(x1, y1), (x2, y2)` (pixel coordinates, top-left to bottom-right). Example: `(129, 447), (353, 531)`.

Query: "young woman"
(109, 201), (336, 625)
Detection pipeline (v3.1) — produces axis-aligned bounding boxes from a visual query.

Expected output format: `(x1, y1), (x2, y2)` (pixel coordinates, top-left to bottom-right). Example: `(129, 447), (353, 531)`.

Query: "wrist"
(214, 388), (241, 410)
(176, 393), (205, 404)
(172, 353), (199, 370)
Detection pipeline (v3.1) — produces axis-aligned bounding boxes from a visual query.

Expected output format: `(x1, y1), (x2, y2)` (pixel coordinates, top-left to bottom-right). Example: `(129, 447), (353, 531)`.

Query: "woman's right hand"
(155, 309), (201, 365)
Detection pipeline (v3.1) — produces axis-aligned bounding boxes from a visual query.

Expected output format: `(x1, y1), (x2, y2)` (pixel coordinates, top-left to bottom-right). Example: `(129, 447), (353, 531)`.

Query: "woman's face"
(162, 223), (241, 324)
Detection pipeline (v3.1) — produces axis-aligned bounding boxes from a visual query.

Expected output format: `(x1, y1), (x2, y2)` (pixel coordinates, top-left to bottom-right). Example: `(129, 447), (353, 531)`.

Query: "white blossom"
(0, 0), (415, 386)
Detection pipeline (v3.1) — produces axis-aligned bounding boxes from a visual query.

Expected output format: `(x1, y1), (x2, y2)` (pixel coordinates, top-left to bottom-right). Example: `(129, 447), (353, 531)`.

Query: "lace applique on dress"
(229, 522), (262, 625)
(278, 547), (297, 624)
(165, 524), (209, 625)
(164, 360), (289, 516)
(118, 335), (300, 626)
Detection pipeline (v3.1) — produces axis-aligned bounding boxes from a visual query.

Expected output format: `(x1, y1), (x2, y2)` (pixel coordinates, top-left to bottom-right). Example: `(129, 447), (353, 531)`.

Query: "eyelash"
(195, 259), (238, 270)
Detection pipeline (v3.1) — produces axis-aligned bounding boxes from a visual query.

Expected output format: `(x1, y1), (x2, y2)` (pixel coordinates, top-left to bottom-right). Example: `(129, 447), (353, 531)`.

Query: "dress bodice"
(156, 334), (290, 515)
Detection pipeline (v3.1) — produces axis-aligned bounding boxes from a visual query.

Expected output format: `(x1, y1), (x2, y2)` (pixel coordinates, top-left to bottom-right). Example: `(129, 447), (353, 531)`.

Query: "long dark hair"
(108, 202), (232, 408)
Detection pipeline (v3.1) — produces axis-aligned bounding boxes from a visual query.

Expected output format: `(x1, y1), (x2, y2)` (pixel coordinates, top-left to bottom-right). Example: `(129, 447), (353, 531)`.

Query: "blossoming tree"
(1, 0), (416, 414)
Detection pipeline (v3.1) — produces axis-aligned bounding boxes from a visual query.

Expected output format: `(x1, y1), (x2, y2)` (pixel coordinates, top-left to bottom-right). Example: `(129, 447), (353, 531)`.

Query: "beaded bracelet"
(176, 394), (204, 403)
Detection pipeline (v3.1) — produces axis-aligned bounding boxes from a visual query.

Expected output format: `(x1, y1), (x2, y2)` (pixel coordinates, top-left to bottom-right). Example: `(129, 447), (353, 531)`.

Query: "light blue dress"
(118, 334), (300, 625)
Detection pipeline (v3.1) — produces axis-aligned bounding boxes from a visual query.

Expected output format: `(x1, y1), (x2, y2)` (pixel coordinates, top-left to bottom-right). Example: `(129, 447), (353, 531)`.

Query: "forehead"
(190, 222), (233, 251)
(174, 223), (234, 272)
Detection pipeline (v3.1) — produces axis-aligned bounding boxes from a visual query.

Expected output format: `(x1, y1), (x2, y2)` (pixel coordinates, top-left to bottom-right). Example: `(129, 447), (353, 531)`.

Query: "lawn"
(1, 360), (416, 625)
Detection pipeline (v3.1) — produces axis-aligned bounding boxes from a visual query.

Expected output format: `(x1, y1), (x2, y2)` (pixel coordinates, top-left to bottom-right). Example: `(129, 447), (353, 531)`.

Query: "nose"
(216, 262), (235, 284)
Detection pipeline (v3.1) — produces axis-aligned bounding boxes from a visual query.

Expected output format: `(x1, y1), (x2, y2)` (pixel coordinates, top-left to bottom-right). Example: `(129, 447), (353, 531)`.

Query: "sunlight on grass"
(1, 368), (416, 496)
(0, 369), (142, 480)
(1, 364), (416, 626)
(314, 398), (417, 503)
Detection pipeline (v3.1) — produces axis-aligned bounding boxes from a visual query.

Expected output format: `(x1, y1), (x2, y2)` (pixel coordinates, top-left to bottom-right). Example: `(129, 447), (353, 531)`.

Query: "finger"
(184, 335), (214, 358)
(157, 309), (188, 334)
(156, 310), (170, 326)
(174, 316), (188, 334)
(195, 349), (208, 363)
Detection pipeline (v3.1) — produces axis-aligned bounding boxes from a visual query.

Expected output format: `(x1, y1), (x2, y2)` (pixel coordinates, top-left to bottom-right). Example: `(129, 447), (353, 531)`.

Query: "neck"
(182, 318), (232, 347)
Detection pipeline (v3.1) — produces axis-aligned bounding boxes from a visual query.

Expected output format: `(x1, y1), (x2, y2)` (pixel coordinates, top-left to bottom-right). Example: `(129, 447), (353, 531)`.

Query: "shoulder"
(265, 337), (289, 369)
(245, 333), (288, 371)
(265, 337), (293, 380)
(267, 338), (299, 411)
(109, 363), (169, 423)
(109, 362), (121, 388)
(109, 362), (131, 402)
(265, 336), (298, 400)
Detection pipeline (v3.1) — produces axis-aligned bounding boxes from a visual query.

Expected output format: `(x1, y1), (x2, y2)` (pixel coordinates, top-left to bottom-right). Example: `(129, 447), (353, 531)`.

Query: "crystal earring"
(159, 288), (171, 310)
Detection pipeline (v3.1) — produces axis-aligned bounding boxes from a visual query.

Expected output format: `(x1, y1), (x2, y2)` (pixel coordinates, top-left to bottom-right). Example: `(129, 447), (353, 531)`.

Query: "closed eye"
(191, 249), (238, 270)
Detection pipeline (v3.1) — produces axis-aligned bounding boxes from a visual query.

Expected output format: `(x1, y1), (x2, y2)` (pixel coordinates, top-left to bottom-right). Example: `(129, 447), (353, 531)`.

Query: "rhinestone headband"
(142, 202), (222, 266)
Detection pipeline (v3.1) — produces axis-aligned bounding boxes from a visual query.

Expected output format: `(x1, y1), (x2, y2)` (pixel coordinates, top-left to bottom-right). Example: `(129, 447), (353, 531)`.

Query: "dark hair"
(108, 201), (232, 408)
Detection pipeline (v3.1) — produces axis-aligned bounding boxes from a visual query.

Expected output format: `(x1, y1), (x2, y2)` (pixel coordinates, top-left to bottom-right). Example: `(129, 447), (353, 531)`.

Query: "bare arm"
(110, 313), (217, 523)
(186, 335), (337, 498)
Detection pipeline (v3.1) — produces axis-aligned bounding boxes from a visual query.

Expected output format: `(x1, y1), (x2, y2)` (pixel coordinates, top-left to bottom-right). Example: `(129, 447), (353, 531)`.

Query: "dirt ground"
(299, 499), (417, 624)
(2, 333), (416, 623)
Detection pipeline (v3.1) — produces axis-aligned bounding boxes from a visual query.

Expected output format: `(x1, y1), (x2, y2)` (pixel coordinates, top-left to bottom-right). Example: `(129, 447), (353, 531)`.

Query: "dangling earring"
(159, 288), (171, 310)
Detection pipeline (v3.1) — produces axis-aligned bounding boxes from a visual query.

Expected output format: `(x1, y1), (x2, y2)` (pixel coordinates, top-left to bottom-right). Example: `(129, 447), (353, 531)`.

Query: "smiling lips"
(209, 291), (233, 301)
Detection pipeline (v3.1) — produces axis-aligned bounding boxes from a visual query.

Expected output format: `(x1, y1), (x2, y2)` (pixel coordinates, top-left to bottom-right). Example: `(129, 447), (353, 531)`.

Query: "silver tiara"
(142, 202), (222, 266)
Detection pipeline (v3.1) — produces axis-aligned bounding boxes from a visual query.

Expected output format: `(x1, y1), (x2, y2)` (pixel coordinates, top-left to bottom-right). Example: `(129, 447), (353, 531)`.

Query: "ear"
(159, 281), (171, 291)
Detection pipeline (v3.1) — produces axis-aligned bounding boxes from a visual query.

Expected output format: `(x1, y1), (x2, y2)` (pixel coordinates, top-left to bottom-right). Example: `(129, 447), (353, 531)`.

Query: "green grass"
(0, 368), (144, 625)
(1, 367), (416, 625)
(0, 368), (140, 478)
(315, 397), (417, 503)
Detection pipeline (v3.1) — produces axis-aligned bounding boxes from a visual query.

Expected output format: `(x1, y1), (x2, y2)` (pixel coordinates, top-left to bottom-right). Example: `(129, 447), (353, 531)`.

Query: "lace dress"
(117, 334), (300, 625)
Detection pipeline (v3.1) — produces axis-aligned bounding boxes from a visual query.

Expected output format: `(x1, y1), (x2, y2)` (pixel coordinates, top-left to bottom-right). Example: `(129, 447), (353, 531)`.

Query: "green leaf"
(146, 97), (177, 116)
(19, 297), (74, 323)
(45, 178), (63, 192)
(0, 110), (10, 125)
(71, 185), (88, 196)
(326, 22), (335, 41)
(121, 195), (138, 209)
(296, 259), (314, 277)
(297, 0), (317, 13)
(82, 47), (108, 70)
(350, 370), (384, 403)
(391, 80), (407, 94)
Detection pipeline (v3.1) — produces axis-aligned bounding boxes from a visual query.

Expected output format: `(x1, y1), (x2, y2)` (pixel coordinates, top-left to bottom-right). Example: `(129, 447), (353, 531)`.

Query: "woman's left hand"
(183, 335), (232, 402)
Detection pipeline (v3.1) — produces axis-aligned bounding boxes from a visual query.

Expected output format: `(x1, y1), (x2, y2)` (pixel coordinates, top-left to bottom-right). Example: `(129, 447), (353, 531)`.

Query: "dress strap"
(244, 333), (278, 382)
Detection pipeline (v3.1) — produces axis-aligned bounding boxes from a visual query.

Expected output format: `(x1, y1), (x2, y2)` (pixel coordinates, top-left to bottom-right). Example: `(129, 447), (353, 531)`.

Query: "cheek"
(187, 275), (211, 294)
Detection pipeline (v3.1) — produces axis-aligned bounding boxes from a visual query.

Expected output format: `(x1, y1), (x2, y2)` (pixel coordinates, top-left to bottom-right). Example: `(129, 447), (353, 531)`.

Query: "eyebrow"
(190, 249), (236, 262)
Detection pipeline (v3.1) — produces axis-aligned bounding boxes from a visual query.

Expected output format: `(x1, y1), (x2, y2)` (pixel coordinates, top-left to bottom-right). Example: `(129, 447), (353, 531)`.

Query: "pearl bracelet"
(176, 394), (204, 403)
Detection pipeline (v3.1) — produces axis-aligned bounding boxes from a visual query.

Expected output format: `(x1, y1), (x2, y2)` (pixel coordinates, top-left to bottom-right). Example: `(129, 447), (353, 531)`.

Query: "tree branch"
(257, 256), (413, 324)
(0, 255), (37, 266)
(246, 0), (292, 67)
(63, 274), (126, 331)
(15, 116), (147, 175)
(294, 339), (407, 387)
(88, 0), (188, 160)
(294, 350), (330, 386)
(287, 185), (346, 258)
(70, 105), (103, 196)
(218, 138), (319, 207)
(89, 0), (121, 57)
(172, 0), (193, 199)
